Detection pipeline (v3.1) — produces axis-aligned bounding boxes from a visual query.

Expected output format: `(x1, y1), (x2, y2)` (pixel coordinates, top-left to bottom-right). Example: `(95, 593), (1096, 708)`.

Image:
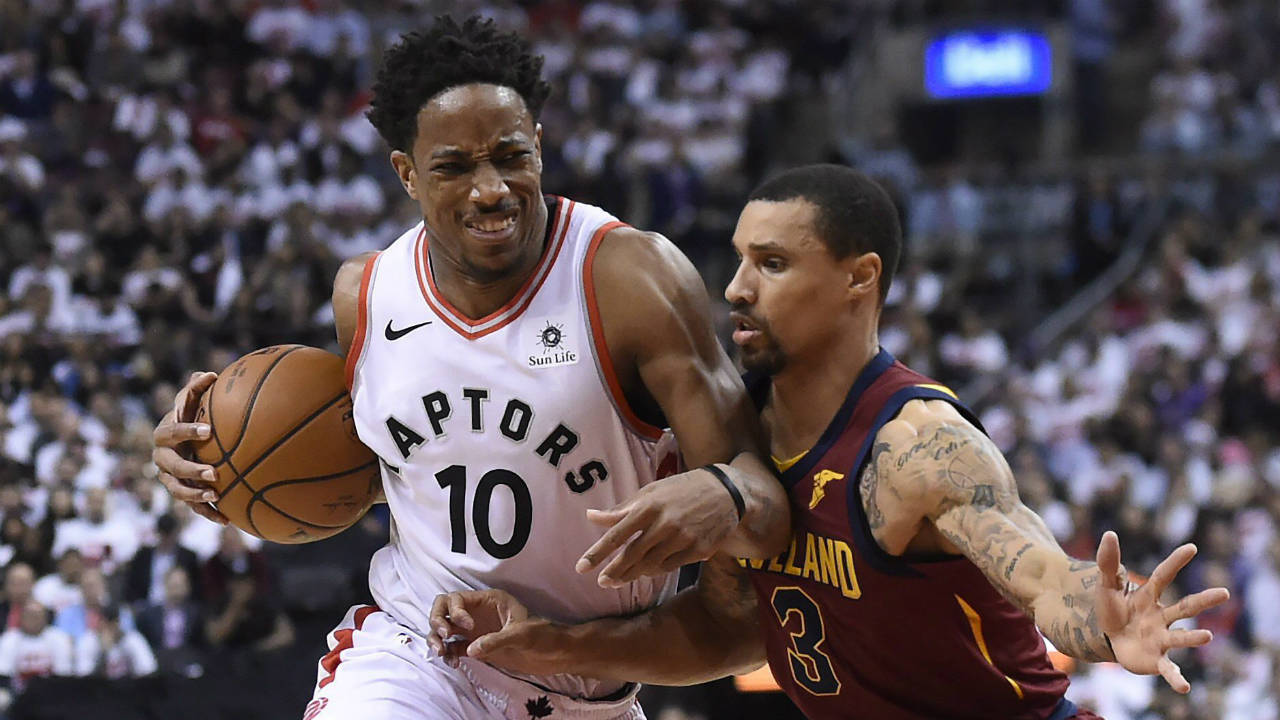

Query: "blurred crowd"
(0, 0), (1277, 719)
(1139, 0), (1280, 156)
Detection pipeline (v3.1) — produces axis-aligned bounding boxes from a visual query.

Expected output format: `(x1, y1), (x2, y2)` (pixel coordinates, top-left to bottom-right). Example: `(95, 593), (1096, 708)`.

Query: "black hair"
(367, 15), (551, 153)
(747, 164), (902, 303)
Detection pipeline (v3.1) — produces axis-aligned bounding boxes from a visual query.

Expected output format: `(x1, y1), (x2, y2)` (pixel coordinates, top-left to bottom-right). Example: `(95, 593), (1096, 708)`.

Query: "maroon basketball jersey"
(743, 350), (1078, 720)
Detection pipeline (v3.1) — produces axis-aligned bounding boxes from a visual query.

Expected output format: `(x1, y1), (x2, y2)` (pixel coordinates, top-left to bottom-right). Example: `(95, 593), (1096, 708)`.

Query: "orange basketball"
(191, 345), (379, 543)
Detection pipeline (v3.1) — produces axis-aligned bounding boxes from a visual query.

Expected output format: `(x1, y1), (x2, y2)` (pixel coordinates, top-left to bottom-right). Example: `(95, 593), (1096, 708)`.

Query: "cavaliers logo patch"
(809, 470), (844, 510)
(528, 319), (578, 369)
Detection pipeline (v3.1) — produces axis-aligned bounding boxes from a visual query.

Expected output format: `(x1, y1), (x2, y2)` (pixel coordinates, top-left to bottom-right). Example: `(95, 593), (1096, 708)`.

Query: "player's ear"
(390, 150), (418, 200)
(534, 123), (544, 166)
(846, 252), (882, 302)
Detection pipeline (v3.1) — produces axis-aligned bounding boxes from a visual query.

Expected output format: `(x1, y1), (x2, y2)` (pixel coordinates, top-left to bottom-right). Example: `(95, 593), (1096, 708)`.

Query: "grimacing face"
(725, 199), (874, 376)
(392, 84), (547, 286)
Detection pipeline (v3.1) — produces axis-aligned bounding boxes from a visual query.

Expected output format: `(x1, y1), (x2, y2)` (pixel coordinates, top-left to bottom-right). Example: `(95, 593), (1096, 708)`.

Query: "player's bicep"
(595, 230), (761, 465)
(333, 252), (376, 357)
(890, 405), (1060, 609)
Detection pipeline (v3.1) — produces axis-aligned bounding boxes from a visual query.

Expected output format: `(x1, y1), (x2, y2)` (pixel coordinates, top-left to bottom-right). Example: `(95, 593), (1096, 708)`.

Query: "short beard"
(740, 344), (787, 376)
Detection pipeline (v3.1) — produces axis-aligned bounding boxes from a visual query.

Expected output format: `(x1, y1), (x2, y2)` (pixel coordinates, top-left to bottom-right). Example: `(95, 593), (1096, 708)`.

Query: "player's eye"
(432, 162), (467, 174)
(501, 151), (531, 164)
(762, 256), (787, 272)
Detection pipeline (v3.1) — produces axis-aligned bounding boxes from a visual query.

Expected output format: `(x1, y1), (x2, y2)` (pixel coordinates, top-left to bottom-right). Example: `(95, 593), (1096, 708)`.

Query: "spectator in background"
(0, 49), (56, 120)
(54, 567), (131, 642)
(50, 487), (136, 572)
(0, 562), (34, 631)
(31, 548), (80, 615)
(939, 308), (1010, 381)
(1071, 169), (1126, 287)
(0, 600), (72, 692)
(1246, 538), (1280, 652)
(136, 565), (206, 678)
(30, 486), (75, 572)
(124, 513), (200, 607)
(203, 526), (292, 655)
(73, 604), (155, 679)
(0, 119), (45, 200)
(1071, 0), (1115, 151)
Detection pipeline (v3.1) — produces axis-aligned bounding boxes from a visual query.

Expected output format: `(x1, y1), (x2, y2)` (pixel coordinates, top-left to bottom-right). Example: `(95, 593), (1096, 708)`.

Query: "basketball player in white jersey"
(150, 16), (789, 720)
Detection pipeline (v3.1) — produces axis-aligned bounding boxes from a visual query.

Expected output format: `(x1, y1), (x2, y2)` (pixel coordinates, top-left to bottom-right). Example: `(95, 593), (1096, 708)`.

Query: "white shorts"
(303, 605), (646, 720)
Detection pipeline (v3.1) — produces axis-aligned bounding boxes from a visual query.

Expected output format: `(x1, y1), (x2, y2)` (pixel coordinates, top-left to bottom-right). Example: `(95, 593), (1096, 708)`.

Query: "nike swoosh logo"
(384, 319), (432, 341)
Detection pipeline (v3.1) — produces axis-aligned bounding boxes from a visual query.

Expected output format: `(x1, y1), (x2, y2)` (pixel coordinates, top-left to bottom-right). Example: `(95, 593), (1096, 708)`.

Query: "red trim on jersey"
(317, 605), (377, 689)
(582, 222), (665, 442)
(343, 253), (380, 392)
(413, 199), (572, 340)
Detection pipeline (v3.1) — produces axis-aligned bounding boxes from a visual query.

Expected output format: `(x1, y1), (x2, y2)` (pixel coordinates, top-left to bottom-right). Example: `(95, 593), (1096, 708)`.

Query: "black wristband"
(703, 464), (745, 523)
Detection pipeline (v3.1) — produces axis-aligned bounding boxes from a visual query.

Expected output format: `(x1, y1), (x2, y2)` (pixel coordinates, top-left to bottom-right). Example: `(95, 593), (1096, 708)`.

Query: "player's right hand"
(152, 371), (228, 525)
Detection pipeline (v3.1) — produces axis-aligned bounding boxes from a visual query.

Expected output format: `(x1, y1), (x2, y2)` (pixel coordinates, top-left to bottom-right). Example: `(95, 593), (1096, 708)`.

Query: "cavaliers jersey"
(345, 196), (679, 698)
(743, 350), (1076, 720)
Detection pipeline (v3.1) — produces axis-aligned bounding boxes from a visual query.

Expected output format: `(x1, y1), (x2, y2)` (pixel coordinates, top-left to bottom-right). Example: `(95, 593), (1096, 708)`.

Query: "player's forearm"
(554, 586), (764, 685)
(1030, 556), (1117, 663)
(718, 453), (791, 559)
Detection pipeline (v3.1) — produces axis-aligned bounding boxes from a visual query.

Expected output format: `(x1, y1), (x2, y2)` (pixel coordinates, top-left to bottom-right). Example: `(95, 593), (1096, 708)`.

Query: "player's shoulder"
(585, 223), (713, 359)
(593, 225), (693, 281)
(871, 399), (987, 479)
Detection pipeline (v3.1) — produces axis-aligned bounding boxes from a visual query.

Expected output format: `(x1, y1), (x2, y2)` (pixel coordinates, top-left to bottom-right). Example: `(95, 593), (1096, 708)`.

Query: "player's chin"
(739, 345), (786, 376)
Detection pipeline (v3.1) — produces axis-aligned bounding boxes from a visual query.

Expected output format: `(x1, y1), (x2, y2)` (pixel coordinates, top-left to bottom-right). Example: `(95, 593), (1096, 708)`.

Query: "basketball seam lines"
(246, 458), (379, 531)
(220, 390), (349, 508)
(214, 346), (305, 468)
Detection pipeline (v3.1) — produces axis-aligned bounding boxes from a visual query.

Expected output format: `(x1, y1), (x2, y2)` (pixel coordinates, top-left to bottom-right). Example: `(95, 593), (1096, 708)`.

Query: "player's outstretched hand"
(427, 589), (567, 675)
(152, 371), (227, 525)
(1095, 530), (1231, 693)
(576, 468), (737, 588)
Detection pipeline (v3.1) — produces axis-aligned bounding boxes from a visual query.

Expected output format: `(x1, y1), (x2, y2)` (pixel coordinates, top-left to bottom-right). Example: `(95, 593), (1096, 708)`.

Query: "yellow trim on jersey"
(772, 450), (808, 472)
(917, 383), (959, 399)
(955, 595), (1025, 700)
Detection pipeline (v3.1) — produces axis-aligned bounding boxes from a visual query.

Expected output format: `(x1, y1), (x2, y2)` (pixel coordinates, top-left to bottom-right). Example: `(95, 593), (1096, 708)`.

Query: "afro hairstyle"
(366, 15), (551, 153)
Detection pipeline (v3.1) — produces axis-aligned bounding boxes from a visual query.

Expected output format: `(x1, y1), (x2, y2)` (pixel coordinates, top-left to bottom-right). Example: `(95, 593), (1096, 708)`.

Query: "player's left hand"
(576, 467), (737, 588)
(1095, 530), (1231, 693)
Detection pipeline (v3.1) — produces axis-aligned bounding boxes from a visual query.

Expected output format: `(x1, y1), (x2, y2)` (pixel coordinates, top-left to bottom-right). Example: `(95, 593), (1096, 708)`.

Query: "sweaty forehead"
(415, 84), (535, 154)
(735, 199), (824, 253)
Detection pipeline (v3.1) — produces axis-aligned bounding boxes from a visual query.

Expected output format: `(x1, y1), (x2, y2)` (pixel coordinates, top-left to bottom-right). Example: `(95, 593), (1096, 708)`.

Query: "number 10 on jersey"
(435, 465), (533, 559)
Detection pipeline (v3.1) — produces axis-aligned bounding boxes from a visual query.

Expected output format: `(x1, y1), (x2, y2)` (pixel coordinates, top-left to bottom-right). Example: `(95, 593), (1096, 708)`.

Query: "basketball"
(191, 345), (380, 543)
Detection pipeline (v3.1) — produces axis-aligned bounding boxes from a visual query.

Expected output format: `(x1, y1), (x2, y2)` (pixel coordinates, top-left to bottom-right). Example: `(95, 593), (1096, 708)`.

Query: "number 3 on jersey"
(435, 465), (532, 559)
(771, 587), (841, 696)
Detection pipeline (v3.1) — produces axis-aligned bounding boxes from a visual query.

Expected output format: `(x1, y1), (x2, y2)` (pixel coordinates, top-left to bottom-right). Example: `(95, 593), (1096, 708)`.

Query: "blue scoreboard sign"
(924, 29), (1053, 99)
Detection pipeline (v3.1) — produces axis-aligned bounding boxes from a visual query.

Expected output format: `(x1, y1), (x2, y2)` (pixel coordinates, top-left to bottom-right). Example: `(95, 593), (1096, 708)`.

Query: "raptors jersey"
(345, 196), (678, 697)
(744, 350), (1076, 720)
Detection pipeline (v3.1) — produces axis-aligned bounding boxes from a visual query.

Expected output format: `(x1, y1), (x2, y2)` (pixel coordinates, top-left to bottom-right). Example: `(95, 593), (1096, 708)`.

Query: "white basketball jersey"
(346, 197), (679, 697)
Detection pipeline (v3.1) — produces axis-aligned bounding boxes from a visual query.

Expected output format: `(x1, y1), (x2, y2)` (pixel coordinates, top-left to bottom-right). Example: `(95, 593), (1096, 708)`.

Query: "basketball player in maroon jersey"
(429, 165), (1231, 719)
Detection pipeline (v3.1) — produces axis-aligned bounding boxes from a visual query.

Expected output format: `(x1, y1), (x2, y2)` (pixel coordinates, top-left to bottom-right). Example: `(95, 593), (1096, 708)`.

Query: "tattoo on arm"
(859, 442), (894, 530)
(895, 419), (1112, 662)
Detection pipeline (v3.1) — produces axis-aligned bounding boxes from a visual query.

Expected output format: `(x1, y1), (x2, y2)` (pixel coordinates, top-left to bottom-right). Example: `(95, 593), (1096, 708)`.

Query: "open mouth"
(463, 210), (519, 242)
(730, 312), (763, 346)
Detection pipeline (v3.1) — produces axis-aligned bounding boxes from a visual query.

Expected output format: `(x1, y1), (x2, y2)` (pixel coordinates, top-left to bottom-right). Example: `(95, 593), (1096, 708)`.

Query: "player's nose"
(724, 260), (754, 305)
(469, 162), (510, 205)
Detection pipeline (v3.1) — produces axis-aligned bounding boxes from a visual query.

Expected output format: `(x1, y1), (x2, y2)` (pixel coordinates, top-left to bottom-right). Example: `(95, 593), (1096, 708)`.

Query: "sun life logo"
(537, 322), (564, 353)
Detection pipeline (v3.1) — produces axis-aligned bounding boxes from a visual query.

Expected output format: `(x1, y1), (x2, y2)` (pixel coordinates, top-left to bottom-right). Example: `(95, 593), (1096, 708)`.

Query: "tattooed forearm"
(896, 417), (1114, 662)
(1043, 560), (1113, 662)
(1005, 543), (1034, 581)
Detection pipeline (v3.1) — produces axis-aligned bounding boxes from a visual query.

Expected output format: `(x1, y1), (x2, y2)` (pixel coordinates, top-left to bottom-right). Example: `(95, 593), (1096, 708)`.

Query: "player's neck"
(767, 323), (879, 458)
(428, 204), (550, 319)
